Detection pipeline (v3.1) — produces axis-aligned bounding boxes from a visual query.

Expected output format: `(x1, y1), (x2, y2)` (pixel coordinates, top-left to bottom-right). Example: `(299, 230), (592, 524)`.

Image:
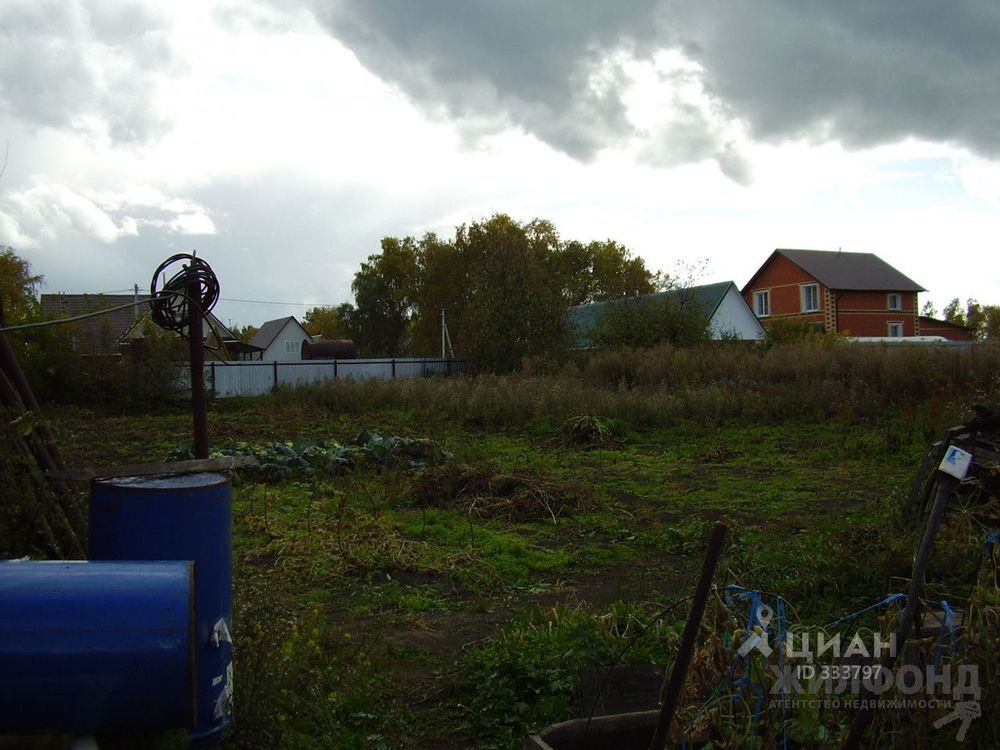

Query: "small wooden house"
(249, 316), (311, 361)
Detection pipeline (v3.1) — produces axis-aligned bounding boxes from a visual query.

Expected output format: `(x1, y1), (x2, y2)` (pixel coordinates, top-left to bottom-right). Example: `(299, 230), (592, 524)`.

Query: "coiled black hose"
(149, 254), (220, 337)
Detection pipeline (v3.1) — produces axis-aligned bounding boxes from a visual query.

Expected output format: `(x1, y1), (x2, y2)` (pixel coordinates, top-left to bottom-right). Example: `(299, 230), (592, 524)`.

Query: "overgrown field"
(37, 343), (1000, 748)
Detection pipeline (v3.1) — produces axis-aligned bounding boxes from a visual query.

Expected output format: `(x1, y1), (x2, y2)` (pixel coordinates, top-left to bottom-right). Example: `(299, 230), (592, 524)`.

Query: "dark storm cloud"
(671, 0), (1000, 156)
(0, 0), (175, 145)
(305, 0), (1000, 166)
(305, 0), (665, 160)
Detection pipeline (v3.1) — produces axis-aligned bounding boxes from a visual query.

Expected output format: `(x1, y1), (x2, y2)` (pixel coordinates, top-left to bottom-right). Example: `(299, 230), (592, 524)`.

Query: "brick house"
(917, 316), (973, 341)
(741, 249), (925, 337)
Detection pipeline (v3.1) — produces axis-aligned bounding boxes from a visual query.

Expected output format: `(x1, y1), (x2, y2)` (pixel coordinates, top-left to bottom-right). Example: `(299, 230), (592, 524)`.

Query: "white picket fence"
(202, 358), (465, 398)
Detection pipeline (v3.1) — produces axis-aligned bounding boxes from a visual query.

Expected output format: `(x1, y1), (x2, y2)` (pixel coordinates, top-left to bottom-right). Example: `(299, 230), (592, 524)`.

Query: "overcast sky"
(2, 0), (999, 330)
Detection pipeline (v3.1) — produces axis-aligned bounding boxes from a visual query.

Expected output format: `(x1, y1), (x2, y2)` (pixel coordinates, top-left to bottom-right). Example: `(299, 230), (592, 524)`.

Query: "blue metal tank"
(90, 472), (233, 747)
(0, 560), (195, 733)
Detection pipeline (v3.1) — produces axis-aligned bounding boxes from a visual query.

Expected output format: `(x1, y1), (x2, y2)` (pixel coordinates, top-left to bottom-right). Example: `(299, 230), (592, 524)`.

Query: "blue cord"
(932, 600), (957, 669)
(682, 587), (935, 749)
(822, 593), (905, 630)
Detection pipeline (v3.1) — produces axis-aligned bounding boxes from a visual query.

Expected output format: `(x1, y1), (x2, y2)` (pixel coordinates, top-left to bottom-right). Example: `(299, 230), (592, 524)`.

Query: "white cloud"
(164, 212), (216, 235)
(0, 181), (215, 248)
(1, 0), (998, 328)
(1, 183), (131, 244)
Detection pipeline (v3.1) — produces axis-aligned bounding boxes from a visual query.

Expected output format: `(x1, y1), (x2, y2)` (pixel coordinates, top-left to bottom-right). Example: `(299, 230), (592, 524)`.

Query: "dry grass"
(271, 342), (1000, 431)
(409, 463), (594, 523)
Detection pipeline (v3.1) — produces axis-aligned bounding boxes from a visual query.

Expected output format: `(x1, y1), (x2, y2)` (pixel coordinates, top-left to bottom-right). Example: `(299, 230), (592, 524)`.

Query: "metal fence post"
(272, 361), (278, 390)
(391, 359), (396, 379)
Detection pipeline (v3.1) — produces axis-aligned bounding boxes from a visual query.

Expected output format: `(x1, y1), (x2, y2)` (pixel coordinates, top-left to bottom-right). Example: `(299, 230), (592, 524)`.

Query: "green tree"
(409, 232), (469, 355)
(339, 214), (666, 369)
(349, 237), (419, 356)
(456, 214), (568, 372)
(942, 297), (1000, 340)
(943, 298), (965, 326)
(0, 246), (43, 324)
(236, 324), (259, 343)
(590, 288), (711, 349)
(302, 306), (342, 339)
(552, 240), (659, 306)
(587, 239), (659, 301)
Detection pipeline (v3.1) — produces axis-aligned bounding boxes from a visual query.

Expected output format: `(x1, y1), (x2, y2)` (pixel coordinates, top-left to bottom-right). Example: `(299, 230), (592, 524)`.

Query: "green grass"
(35, 364), (1000, 750)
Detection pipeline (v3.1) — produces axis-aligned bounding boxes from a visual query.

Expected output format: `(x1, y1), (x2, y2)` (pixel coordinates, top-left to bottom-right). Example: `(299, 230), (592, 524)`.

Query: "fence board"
(201, 358), (464, 398)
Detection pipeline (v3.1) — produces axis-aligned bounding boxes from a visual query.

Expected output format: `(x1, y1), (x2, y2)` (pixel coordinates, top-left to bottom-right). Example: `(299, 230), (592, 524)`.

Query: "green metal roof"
(566, 281), (735, 347)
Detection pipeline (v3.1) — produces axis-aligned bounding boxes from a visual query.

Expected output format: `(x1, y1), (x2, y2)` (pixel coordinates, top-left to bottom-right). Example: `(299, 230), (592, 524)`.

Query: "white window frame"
(887, 293), (902, 311)
(285, 340), (299, 353)
(887, 321), (903, 337)
(801, 283), (820, 313)
(753, 289), (770, 317)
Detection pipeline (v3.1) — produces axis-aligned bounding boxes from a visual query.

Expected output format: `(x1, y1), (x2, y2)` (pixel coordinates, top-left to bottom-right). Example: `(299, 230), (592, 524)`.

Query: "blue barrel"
(0, 560), (195, 733)
(90, 473), (233, 747)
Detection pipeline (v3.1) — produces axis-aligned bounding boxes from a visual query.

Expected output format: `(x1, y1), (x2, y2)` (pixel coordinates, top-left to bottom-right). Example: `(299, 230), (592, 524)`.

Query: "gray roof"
(120, 309), (240, 346)
(41, 293), (150, 340)
(40, 292), (244, 351)
(567, 281), (735, 347)
(768, 249), (925, 292)
(250, 316), (303, 350)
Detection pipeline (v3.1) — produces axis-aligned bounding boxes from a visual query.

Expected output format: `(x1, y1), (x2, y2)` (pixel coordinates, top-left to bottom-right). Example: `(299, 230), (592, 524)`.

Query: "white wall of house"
(262, 319), (309, 361)
(709, 286), (767, 340)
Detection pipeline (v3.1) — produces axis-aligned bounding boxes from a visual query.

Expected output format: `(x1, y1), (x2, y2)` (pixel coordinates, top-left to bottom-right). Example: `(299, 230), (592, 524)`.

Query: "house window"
(285, 340), (299, 354)
(888, 321), (903, 337)
(753, 290), (770, 317)
(801, 284), (820, 313)
(887, 293), (902, 310)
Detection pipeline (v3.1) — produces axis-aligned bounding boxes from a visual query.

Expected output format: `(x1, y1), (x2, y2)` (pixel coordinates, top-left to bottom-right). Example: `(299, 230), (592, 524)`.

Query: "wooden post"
(0, 323), (67, 472)
(187, 280), (209, 460)
(842, 475), (959, 749)
(650, 523), (727, 750)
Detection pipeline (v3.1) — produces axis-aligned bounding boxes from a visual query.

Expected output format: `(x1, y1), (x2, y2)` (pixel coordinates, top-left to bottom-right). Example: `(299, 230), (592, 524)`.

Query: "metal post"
(842, 474), (959, 749)
(391, 358), (396, 379)
(650, 523), (728, 750)
(333, 360), (338, 379)
(187, 279), (209, 460)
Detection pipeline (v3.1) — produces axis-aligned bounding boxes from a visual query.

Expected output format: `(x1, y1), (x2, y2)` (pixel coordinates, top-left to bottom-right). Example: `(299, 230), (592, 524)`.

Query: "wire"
(0, 300), (153, 333)
(149, 254), (220, 337)
(219, 297), (342, 307)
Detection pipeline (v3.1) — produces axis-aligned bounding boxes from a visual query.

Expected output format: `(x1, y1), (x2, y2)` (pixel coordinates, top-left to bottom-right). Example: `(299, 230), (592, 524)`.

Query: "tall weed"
(264, 343), (1000, 432)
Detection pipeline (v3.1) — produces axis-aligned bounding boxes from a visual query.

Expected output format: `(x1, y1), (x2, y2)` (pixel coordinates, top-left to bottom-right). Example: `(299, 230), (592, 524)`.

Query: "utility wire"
(0, 300), (153, 332)
(219, 297), (342, 307)
(0, 295), (341, 333)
